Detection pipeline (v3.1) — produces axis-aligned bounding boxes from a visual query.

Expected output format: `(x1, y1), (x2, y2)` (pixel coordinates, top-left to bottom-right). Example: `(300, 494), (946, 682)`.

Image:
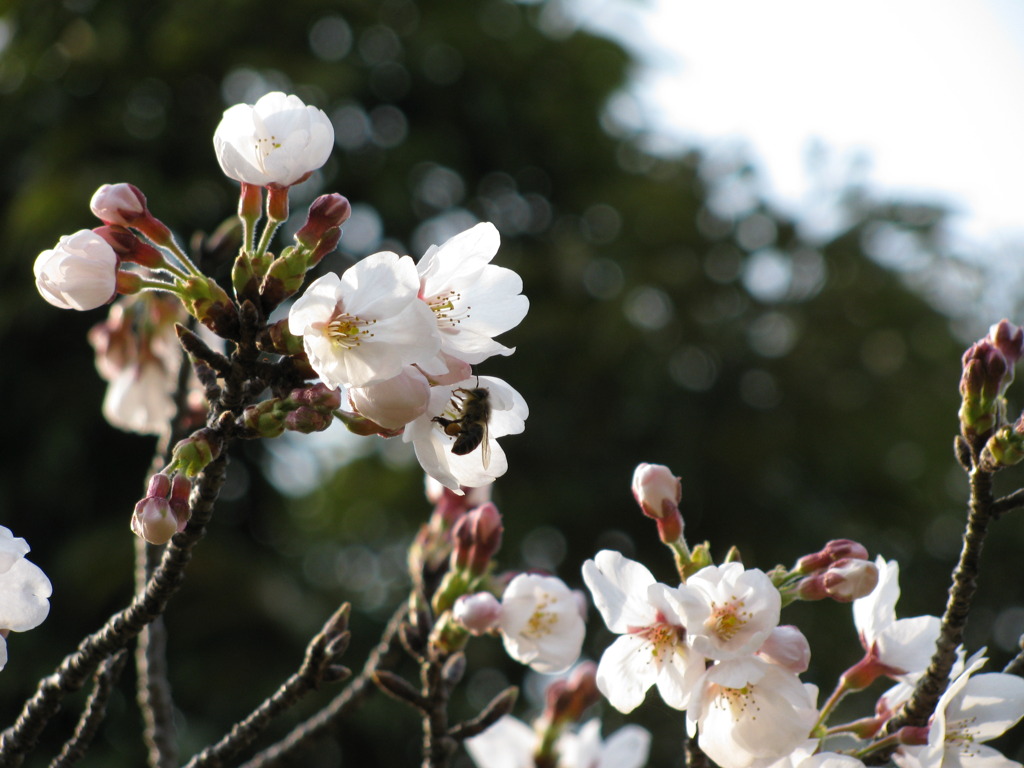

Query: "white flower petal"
(595, 633), (659, 713)
(464, 715), (536, 768)
(0, 558), (52, 632)
(582, 551), (659, 633)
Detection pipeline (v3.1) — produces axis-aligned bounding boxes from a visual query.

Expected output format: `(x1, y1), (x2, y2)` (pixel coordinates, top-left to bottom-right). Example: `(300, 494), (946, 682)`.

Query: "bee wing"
(480, 421), (491, 469)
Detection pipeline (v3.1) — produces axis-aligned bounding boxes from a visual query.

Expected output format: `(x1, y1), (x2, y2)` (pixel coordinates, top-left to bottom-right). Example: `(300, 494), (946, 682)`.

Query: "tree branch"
(237, 601), (407, 768)
(46, 650), (129, 768)
(0, 453), (228, 768)
(183, 605), (352, 768)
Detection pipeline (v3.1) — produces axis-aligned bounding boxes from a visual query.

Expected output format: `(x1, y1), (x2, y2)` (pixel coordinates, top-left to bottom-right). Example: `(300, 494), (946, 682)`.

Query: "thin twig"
(991, 488), (1024, 518)
(0, 453), (228, 768)
(46, 651), (129, 768)
(237, 602), (408, 768)
(1003, 639), (1024, 677)
(183, 606), (352, 768)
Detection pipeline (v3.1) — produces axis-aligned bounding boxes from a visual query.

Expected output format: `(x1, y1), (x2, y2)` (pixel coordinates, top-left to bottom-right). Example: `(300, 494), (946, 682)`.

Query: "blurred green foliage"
(1, 0), (1022, 766)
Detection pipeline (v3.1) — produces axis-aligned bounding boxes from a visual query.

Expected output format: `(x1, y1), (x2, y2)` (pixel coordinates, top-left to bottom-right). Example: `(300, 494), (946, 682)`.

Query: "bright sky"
(574, 0), (1024, 246)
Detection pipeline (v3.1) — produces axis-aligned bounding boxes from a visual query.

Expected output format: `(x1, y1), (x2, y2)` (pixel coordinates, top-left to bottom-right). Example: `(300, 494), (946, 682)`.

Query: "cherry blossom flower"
(213, 92), (334, 188)
(894, 655), (1024, 768)
(403, 375), (527, 491)
(102, 358), (179, 435)
(0, 527), (52, 671)
(464, 715), (651, 768)
(498, 573), (586, 674)
(581, 549), (705, 713)
(687, 656), (819, 768)
(757, 625), (812, 674)
(678, 562), (781, 661)
(34, 230), (119, 310)
(416, 222), (528, 367)
(852, 557), (940, 682)
(288, 252), (441, 390)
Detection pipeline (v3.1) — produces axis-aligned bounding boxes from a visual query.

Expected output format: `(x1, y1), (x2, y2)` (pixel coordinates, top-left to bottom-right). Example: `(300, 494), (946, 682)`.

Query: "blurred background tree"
(1, 0), (1021, 766)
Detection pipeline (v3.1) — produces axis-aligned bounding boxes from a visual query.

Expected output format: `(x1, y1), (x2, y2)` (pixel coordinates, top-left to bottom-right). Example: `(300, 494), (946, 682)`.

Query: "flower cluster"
(288, 220), (529, 491)
(0, 527), (51, 670)
(567, 462), (1024, 768)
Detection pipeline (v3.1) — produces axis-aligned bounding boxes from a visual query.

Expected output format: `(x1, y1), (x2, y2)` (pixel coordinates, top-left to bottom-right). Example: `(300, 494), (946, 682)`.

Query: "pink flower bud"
(631, 463), (684, 543)
(544, 661), (600, 724)
(757, 625), (811, 673)
(34, 230), (119, 311)
(348, 369), (430, 429)
(168, 474), (192, 530)
(451, 503), (504, 576)
(631, 463), (682, 519)
(989, 320), (1024, 368)
(131, 474), (182, 545)
(295, 194), (351, 250)
(796, 539), (870, 574)
(91, 183), (145, 223)
(821, 558), (879, 602)
(90, 183), (172, 245)
(452, 592), (502, 635)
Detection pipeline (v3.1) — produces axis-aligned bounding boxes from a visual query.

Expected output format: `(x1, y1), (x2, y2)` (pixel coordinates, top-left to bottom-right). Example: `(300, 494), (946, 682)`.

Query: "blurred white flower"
(464, 715), (651, 768)
(34, 230), (118, 310)
(288, 253), (440, 390)
(0, 527), (52, 671)
(498, 573), (585, 674)
(213, 92), (334, 187)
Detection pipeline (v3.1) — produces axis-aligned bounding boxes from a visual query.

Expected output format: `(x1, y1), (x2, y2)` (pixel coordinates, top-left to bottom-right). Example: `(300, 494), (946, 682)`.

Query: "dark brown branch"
(991, 488), (1024, 518)
(46, 651), (129, 768)
(0, 453), (228, 768)
(237, 601), (407, 768)
(447, 687), (517, 742)
(880, 468), (996, 741)
(183, 605), (352, 768)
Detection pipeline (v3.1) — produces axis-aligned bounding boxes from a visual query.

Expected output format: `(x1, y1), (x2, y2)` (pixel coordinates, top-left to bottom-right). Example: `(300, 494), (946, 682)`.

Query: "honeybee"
(432, 385), (492, 466)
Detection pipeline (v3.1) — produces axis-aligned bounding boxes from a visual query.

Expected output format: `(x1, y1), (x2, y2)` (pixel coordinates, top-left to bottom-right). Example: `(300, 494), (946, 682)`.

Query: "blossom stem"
(815, 679), (852, 732)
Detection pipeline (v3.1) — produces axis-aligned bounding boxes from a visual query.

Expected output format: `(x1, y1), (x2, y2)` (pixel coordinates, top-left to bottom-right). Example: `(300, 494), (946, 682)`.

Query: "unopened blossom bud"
(171, 428), (222, 477)
(90, 183), (173, 245)
(284, 406), (332, 434)
(980, 415), (1024, 470)
(757, 625), (811, 674)
(295, 194), (351, 250)
(452, 592), (502, 635)
(93, 225), (165, 269)
(544, 661), (600, 725)
(631, 463), (684, 544)
(181, 275), (238, 339)
(452, 503), (504, 577)
(168, 474), (192, 530)
(989, 320), (1024, 367)
(959, 337), (1012, 441)
(797, 558), (879, 602)
(34, 230), (119, 311)
(256, 318), (306, 357)
(348, 369), (431, 429)
(796, 539), (870, 574)
(131, 474), (181, 545)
